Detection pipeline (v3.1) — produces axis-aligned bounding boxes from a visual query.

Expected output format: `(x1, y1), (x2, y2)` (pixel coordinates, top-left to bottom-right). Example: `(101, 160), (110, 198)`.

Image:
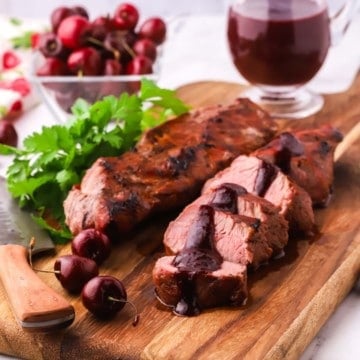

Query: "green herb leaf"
(0, 79), (189, 243)
(9, 17), (22, 26)
(10, 30), (34, 49)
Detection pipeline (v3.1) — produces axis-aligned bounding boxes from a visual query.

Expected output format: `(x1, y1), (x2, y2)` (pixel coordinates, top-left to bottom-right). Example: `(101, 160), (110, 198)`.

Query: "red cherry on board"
(54, 255), (99, 294)
(71, 228), (112, 265)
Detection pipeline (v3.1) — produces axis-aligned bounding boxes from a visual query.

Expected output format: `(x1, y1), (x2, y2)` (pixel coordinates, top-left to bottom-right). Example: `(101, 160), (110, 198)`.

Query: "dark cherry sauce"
(170, 184), (261, 316)
(211, 183), (247, 213)
(255, 161), (277, 197)
(171, 205), (222, 316)
(171, 184), (249, 316)
(227, 0), (331, 86)
(274, 132), (305, 173)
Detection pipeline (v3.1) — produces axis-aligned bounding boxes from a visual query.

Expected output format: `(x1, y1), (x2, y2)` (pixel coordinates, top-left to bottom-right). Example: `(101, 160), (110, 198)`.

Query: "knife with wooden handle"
(0, 177), (75, 331)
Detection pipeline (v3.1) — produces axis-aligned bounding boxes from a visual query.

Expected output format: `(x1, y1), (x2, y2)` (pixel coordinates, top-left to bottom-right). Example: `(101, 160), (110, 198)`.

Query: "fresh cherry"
(139, 17), (166, 45)
(81, 275), (139, 324)
(133, 38), (157, 61)
(36, 57), (68, 76)
(71, 6), (89, 20)
(71, 228), (111, 265)
(38, 32), (68, 59)
(113, 3), (139, 31)
(67, 47), (102, 76)
(54, 255), (99, 294)
(103, 59), (123, 75)
(125, 55), (153, 75)
(57, 15), (90, 49)
(51, 6), (74, 32)
(0, 121), (18, 147)
(90, 16), (114, 41)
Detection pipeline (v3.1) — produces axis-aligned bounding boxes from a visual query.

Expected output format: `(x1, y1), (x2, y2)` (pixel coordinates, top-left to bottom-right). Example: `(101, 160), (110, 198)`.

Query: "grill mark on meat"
(211, 116), (223, 123)
(254, 162), (277, 197)
(81, 212), (89, 230)
(319, 141), (331, 156)
(171, 205), (222, 316)
(100, 159), (113, 171)
(107, 193), (140, 217)
(166, 147), (197, 176)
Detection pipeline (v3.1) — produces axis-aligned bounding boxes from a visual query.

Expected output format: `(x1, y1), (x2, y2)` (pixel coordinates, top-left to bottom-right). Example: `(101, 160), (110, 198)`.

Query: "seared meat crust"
(64, 99), (277, 237)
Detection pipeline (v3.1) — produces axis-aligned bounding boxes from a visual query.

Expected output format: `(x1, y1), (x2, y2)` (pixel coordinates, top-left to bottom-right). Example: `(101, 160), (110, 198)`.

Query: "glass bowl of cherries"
(31, 3), (166, 122)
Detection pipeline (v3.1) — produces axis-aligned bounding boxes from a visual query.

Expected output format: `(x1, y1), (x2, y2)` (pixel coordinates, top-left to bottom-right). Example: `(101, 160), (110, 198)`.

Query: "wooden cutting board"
(0, 77), (359, 360)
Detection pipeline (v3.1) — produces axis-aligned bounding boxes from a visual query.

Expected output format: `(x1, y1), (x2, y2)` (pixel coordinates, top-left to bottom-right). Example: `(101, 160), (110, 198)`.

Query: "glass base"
(240, 87), (324, 119)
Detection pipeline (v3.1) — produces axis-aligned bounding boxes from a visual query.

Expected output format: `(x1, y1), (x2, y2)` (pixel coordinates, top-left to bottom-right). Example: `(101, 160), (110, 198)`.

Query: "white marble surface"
(0, 1), (359, 359)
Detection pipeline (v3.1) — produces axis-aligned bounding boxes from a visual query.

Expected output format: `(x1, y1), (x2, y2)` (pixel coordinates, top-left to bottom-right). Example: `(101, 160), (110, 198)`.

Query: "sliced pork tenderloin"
(164, 183), (288, 267)
(202, 156), (315, 234)
(153, 256), (247, 315)
(153, 205), (247, 316)
(252, 125), (343, 206)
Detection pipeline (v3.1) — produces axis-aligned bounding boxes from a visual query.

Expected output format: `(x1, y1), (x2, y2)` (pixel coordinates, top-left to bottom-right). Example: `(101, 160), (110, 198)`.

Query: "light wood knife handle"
(0, 244), (75, 331)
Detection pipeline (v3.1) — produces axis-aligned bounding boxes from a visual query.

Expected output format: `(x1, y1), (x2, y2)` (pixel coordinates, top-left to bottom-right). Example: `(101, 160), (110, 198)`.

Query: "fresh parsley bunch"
(0, 79), (189, 242)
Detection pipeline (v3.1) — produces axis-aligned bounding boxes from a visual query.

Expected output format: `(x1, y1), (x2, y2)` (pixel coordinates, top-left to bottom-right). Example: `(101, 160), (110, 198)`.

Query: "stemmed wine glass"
(227, 0), (356, 119)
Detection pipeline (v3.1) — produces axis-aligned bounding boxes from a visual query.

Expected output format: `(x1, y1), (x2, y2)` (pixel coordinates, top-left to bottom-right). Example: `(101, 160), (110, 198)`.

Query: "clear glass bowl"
(30, 52), (161, 123)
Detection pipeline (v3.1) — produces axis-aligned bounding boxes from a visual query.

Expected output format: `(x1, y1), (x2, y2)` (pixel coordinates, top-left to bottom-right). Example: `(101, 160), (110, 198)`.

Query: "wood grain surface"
(0, 76), (359, 360)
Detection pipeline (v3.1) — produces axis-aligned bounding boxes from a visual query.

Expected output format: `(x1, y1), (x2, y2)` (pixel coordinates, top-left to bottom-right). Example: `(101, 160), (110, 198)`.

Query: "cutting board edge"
(263, 242), (360, 360)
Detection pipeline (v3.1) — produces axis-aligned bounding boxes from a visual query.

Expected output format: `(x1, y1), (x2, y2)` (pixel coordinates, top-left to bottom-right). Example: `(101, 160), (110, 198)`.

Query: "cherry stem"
(87, 36), (121, 60)
(33, 268), (61, 274)
(108, 296), (140, 326)
(121, 39), (136, 59)
(87, 36), (104, 48)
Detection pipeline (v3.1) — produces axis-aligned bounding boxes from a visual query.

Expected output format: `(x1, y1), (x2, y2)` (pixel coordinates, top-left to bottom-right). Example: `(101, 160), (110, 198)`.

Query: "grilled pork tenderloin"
(64, 99), (277, 237)
(164, 183), (289, 267)
(203, 155), (315, 234)
(252, 125), (343, 206)
(153, 205), (248, 316)
(154, 126), (342, 316)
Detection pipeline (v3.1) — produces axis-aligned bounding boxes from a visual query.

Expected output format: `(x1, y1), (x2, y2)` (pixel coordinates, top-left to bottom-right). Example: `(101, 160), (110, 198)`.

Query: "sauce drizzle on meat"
(172, 205), (221, 316)
(254, 162), (277, 197)
(274, 132), (305, 173)
(171, 184), (251, 316)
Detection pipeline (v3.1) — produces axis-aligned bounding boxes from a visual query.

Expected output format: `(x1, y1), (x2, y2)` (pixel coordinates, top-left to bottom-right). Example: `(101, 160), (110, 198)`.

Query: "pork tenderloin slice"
(252, 125), (343, 206)
(202, 155), (315, 234)
(164, 190), (288, 267)
(153, 256), (247, 313)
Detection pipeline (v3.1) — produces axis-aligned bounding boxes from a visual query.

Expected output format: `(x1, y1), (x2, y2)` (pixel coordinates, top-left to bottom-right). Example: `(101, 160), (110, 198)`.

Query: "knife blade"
(0, 177), (75, 331)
